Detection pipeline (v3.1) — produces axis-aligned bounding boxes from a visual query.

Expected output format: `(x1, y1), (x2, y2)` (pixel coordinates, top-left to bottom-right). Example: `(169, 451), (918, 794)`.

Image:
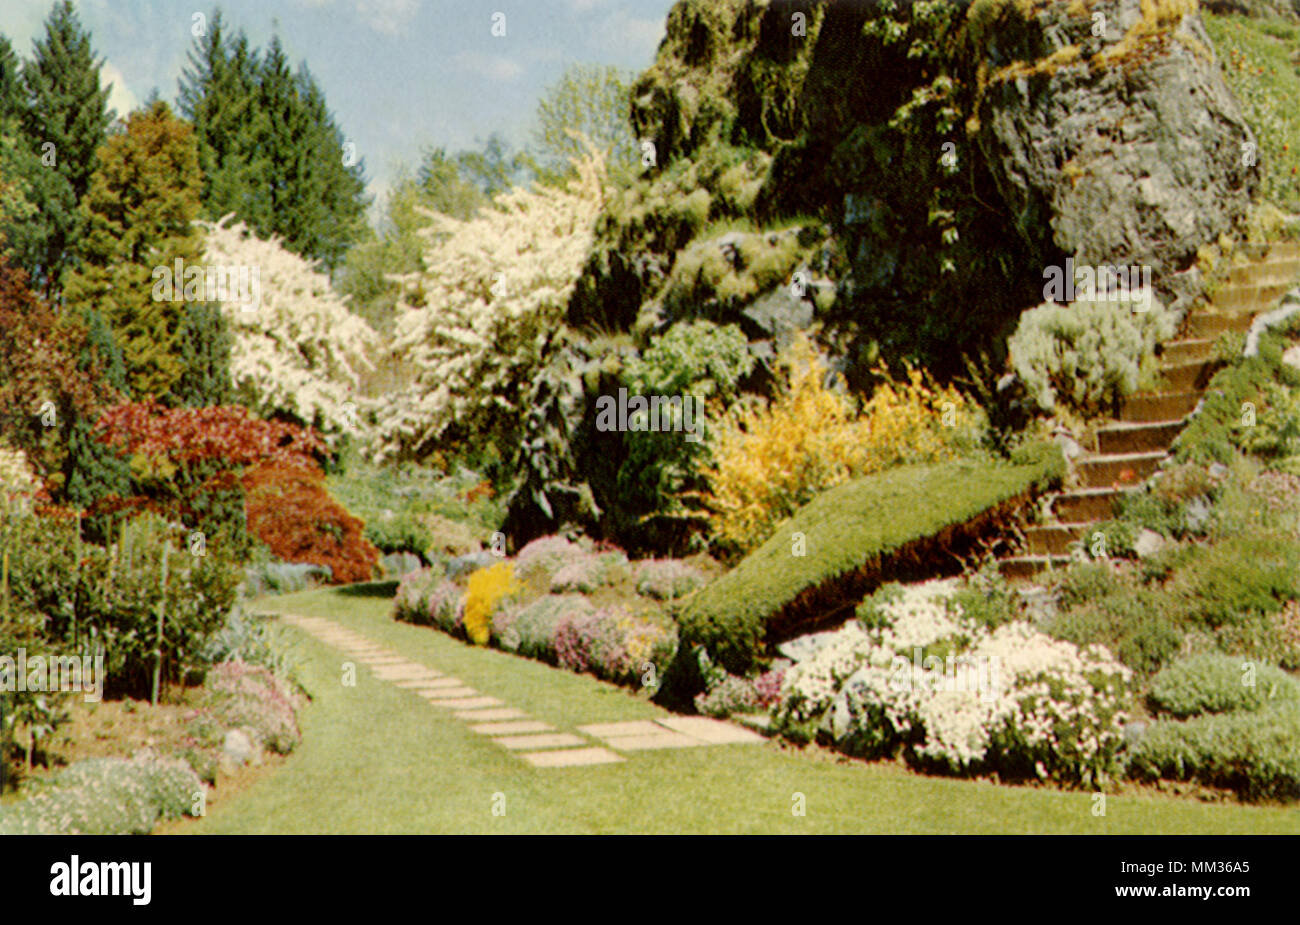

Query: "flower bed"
(392, 535), (682, 688)
(771, 580), (1134, 787)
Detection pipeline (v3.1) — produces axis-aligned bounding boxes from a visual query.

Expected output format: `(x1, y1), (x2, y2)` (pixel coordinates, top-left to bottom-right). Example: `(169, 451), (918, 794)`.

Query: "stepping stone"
(433, 696), (504, 710)
(416, 686), (479, 700)
(373, 664), (441, 681)
(576, 720), (664, 740)
(603, 731), (703, 750)
(656, 717), (766, 745)
(469, 720), (553, 735)
(418, 678), (466, 689)
(459, 708), (527, 722)
(394, 676), (447, 689)
(494, 733), (586, 750)
(520, 747), (623, 768)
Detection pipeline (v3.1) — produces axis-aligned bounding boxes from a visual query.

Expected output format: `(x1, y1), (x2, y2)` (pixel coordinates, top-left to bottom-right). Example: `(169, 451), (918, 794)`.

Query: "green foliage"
(1148, 653), (1300, 718)
(671, 441), (1065, 679)
(1046, 575), (1184, 674)
(532, 63), (638, 184)
(64, 99), (206, 399)
(613, 320), (755, 532)
(1175, 327), (1300, 465)
(365, 515), (434, 561)
(9, 1), (112, 297)
(178, 22), (369, 269)
(1129, 701), (1300, 802)
(1009, 295), (1178, 415)
(0, 754), (201, 834)
(167, 301), (235, 407)
(1204, 13), (1300, 210)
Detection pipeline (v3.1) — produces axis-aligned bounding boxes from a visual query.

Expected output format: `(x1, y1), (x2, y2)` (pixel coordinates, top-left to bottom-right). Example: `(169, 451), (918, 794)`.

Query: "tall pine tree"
(178, 12), (268, 229)
(179, 20), (367, 270)
(17, 1), (112, 299)
(64, 99), (205, 399)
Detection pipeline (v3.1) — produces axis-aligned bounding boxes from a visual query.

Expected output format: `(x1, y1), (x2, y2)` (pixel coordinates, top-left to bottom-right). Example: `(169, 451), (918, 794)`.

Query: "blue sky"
(0, 0), (674, 216)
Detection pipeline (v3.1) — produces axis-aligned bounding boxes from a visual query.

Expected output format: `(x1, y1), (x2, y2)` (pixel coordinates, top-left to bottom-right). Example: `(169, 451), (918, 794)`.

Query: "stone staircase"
(998, 241), (1300, 580)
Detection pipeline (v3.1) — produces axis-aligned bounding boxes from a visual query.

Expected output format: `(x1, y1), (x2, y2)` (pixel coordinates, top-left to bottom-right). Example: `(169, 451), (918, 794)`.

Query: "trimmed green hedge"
(671, 441), (1065, 681)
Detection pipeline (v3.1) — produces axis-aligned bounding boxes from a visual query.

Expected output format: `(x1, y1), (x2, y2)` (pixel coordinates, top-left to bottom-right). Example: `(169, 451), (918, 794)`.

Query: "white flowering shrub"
(198, 215), (382, 437)
(0, 440), (38, 502)
(374, 151), (607, 462)
(774, 579), (1134, 786)
(1009, 292), (1177, 415)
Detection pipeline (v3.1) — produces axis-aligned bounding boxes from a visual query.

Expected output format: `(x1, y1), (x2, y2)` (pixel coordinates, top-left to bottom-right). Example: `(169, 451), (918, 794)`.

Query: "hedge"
(1128, 702), (1300, 802)
(671, 441), (1065, 681)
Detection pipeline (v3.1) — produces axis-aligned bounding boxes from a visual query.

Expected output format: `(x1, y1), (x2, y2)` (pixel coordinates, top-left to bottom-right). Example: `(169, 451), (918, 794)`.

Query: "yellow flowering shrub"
(463, 562), (522, 646)
(697, 336), (983, 552)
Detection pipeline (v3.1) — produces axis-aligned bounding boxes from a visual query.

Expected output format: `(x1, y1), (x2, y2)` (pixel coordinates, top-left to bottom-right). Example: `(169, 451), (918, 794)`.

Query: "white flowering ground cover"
(773, 579), (1134, 787)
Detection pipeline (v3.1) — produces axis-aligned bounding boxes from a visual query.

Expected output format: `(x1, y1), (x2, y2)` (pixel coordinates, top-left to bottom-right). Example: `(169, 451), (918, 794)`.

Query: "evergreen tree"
(61, 305), (131, 518)
(64, 99), (205, 398)
(16, 1), (112, 299)
(167, 301), (235, 407)
(179, 21), (367, 270)
(178, 12), (268, 228)
(0, 35), (23, 123)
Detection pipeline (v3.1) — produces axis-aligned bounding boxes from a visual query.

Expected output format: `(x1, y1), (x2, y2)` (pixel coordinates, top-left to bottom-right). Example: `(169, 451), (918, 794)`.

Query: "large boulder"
(975, 0), (1260, 290)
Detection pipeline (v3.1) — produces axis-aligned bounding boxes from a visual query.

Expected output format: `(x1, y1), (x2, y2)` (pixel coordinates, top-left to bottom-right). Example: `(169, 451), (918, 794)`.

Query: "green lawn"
(179, 586), (1300, 834)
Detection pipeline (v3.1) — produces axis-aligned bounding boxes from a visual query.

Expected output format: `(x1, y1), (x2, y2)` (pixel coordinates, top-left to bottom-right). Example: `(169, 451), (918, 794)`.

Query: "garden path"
(279, 612), (764, 768)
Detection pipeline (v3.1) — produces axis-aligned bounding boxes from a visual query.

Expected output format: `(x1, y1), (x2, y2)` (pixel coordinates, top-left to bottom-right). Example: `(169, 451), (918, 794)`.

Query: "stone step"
(998, 554), (1073, 580)
(1157, 358), (1218, 392)
(1159, 337), (1212, 364)
(1096, 419), (1185, 455)
(1188, 310), (1253, 338)
(1240, 241), (1300, 262)
(1052, 487), (1126, 522)
(1075, 450), (1165, 489)
(1120, 389), (1201, 423)
(1225, 258), (1300, 287)
(1024, 523), (1088, 556)
(1211, 282), (1291, 312)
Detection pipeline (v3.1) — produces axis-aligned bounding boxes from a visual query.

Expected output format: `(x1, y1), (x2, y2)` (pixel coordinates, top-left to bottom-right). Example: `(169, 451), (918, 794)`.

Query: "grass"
(1204, 12), (1300, 209)
(676, 441), (1066, 677)
(172, 586), (1300, 833)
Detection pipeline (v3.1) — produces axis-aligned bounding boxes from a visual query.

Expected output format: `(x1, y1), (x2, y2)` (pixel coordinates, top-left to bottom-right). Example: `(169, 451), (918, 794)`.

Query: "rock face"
(509, 0), (1265, 551)
(976, 0), (1259, 293)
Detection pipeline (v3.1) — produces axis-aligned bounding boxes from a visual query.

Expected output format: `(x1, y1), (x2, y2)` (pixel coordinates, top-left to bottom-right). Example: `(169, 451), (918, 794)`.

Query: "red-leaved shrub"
(242, 462), (379, 584)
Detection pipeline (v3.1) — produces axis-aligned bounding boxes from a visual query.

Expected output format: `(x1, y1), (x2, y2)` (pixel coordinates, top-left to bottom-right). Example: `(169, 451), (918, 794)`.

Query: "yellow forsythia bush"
(463, 562), (521, 646)
(698, 336), (983, 552)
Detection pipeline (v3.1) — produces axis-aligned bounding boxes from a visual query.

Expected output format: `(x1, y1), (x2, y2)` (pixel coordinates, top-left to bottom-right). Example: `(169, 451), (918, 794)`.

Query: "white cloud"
(100, 61), (139, 119)
(451, 51), (523, 82)
(354, 0), (420, 36)
(597, 12), (666, 63)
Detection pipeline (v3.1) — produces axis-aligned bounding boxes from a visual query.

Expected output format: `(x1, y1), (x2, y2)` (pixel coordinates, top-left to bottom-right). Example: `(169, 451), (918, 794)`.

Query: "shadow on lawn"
(336, 580), (399, 599)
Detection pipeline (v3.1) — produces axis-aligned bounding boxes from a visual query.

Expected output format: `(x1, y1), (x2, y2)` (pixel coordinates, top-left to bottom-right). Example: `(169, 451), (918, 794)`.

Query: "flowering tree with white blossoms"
(373, 147), (607, 463)
(198, 215), (382, 438)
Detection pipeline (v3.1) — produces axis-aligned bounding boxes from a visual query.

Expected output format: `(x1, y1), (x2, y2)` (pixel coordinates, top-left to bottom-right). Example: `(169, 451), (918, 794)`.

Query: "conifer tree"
(64, 99), (205, 398)
(178, 12), (268, 228)
(167, 301), (235, 408)
(17, 1), (112, 298)
(0, 35), (23, 123)
(61, 305), (131, 518)
(179, 21), (367, 269)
